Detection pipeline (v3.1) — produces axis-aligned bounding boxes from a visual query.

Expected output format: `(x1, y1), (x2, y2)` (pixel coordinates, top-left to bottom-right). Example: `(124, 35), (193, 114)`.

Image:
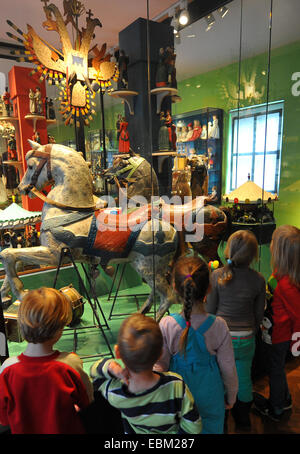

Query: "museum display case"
(0, 0), (299, 389)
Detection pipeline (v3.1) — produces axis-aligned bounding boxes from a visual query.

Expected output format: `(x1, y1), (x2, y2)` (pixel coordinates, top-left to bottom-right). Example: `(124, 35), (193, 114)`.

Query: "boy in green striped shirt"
(90, 313), (202, 434)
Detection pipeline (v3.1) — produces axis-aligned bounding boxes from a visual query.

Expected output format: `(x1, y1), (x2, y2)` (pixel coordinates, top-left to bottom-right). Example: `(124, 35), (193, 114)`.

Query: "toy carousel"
(223, 176), (277, 244)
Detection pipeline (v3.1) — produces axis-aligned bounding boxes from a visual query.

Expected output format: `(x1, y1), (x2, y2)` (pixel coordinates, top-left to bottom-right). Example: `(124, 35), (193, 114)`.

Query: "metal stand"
(107, 263), (158, 320)
(53, 248), (113, 359)
(0, 294), (9, 364)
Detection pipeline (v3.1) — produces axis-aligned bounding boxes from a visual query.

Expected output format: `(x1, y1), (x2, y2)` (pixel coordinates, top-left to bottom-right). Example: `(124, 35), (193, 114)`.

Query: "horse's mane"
(51, 144), (85, 162)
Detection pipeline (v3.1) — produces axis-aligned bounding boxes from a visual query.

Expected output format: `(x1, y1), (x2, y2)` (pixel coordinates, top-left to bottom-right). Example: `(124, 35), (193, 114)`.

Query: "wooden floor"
(227, 356), (300, 434)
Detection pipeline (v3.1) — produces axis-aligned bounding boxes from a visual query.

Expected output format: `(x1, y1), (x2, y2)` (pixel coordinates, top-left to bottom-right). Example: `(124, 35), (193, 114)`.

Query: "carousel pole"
(73, 4), (86, 159)
(100, 87), (108, 193)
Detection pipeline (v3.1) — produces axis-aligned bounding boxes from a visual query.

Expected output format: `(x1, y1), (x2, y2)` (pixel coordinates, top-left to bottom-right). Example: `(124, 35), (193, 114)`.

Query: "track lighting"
(171, 16), (179, 34)
(205, 14), (215, 31)
(179, 8), (189, 26)
(175, 31), (181, 45)
(218, 6), (229, 18)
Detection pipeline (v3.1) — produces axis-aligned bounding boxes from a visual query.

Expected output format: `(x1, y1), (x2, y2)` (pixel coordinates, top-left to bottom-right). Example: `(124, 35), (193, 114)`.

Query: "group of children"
(0, 224), (299, 434)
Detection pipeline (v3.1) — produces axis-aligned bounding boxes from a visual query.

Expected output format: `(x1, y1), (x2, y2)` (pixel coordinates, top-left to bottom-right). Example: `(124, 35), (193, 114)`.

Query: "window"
(227, 101), (284, 194)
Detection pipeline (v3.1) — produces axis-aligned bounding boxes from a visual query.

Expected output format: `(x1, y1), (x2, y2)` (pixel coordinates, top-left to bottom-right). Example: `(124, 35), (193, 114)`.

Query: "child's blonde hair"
(18, 287), (72, 343)
(218, 230), (258, 285)
(117, 313), (163, 373)
(270, 225), (300, 288)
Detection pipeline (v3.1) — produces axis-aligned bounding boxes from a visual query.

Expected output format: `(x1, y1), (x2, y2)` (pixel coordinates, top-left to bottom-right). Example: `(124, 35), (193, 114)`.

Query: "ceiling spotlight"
(205, 14), (215, 31)
(171, 16), (179, 34)
(179, 8), (189, 26)
(175, 31), (181, 45)
(218, 6), (229, 18)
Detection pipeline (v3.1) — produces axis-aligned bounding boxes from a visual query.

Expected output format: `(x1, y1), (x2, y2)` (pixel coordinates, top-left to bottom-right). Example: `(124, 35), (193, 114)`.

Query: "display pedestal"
(109, 90), (138, 115)
(2, 160), (23, 170)
(119, 18), (174, 161)
(151, 87), (178, 114)
(25, 114), (46, 133)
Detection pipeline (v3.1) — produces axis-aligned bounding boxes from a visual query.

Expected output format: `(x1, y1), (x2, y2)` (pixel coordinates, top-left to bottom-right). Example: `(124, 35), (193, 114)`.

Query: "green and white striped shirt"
(90, 358), (202, 434)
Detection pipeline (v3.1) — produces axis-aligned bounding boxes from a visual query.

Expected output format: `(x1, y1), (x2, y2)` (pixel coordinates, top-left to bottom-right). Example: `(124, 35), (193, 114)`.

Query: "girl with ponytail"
(206, 230), (266, 429)
(154, 256), (238, 434)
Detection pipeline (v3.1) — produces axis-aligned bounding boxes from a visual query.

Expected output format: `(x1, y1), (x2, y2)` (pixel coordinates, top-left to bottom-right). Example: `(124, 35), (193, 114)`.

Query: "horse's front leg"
(0, 246), (59, 302)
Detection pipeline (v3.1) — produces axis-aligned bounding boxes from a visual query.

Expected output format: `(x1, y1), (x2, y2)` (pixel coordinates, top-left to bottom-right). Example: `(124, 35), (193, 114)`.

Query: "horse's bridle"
(25, 144), (53, 195)
(24, 144), (96, 212)
(105, 156), (144, 188)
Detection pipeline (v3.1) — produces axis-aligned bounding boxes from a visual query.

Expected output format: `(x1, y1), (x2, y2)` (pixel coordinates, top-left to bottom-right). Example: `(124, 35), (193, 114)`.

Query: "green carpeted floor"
(3, 240), (272, 376)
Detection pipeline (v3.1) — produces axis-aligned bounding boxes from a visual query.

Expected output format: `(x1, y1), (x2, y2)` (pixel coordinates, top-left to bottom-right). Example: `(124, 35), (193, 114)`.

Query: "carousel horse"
(0, 141), (230, 320)
(101, 154), (159, 208)
(0, 141), (179, 321)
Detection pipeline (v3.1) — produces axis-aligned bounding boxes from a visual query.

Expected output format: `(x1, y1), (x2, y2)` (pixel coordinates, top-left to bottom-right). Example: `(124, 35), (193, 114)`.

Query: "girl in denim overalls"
(154, 256), (238, 434)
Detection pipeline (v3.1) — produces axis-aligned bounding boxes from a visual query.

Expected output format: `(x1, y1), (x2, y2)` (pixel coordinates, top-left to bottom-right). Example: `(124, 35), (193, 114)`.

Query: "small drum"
(59, 284), (85, 327)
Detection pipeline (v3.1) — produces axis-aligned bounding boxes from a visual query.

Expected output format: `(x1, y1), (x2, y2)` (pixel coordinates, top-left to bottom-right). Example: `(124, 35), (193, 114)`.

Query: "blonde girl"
(254, 225), (300, 422)
(206, 230), (266, 428)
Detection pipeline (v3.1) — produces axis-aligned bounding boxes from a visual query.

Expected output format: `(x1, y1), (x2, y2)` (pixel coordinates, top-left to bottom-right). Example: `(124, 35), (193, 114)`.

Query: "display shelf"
(152, 151), (177, 156)
(112, 153), (131, 158)
(109, 90), (138, 115)
(24, 114), (46, 132)
(2, 160), (23, 170)
(150, 87), (178, 114)
(0, 116), (19, 125)
(46, 119), (57, 125)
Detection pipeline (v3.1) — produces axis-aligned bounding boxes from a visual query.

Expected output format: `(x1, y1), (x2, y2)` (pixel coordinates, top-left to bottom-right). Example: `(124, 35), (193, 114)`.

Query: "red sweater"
(271, 275), (300, 346)
(0, 351), (90, 434)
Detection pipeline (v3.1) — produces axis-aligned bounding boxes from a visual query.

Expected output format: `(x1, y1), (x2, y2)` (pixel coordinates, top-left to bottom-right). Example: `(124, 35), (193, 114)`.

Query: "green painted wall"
(49, 100), (123, 146)
(172, 40), (300, 230)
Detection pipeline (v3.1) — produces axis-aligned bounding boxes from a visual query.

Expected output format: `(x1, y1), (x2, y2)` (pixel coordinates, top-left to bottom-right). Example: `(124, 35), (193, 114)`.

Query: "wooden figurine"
(29, 88), (36, 114)
(2, 87), (12, 116)
(34, 87), (43, 115)
(118, 119), (130, 154)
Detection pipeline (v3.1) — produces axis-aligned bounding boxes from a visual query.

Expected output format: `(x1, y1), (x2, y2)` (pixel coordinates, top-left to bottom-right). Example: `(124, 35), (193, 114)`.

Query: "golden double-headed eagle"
(7, 0), (119, 126)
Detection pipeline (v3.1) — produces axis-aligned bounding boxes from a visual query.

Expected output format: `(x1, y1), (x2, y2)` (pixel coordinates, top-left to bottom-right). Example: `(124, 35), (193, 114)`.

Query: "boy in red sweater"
(254, 225), (300, 422)
(0, 287), (93, 434)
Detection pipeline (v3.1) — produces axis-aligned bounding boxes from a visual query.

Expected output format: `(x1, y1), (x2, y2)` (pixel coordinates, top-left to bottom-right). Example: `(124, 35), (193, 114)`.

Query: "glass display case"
(174, 107), (223, 203)
(1, 1), (300, 415)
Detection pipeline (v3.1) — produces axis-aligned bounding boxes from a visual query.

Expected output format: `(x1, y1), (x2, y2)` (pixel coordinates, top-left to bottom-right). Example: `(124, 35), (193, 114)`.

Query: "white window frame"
(226, 101), (284, 195)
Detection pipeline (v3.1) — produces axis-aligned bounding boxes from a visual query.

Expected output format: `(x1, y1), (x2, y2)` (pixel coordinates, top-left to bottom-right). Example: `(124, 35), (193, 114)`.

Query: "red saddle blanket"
(83, 205), (155, 264)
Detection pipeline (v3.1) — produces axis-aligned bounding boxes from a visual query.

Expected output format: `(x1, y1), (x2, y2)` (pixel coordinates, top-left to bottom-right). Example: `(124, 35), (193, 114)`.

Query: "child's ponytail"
(218, 258), (234, 285)
(218, 230), (258, 286)
(179, 276), (195, 355)
(172, 257), (210, 356)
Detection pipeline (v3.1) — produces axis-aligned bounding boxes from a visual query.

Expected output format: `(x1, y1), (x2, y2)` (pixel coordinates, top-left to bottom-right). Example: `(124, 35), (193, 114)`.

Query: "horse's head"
(18, 140), (53, 196)
(102, 156), (142, 185)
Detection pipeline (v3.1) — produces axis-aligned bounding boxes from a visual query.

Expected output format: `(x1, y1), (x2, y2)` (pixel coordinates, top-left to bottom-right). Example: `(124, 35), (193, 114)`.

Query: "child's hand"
(225, 401), (234, 410)
(108, 361), (130, 384)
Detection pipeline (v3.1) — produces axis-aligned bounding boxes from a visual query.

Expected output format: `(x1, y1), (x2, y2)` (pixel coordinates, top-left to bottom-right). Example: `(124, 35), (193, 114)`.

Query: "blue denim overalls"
(170, 313), (225, 434)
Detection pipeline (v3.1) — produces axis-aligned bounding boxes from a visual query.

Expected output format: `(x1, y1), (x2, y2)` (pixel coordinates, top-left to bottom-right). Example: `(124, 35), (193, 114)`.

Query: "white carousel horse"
(0, 141), (180, 321)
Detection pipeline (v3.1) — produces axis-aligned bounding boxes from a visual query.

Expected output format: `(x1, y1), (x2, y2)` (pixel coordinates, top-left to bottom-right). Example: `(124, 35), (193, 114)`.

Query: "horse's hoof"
(105, 266), (115, 278)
